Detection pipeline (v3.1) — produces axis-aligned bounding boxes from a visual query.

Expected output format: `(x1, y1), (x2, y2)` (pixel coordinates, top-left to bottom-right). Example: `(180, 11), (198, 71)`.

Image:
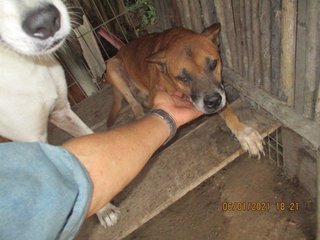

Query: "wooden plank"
(223, 67), (320, 151)
(270, 0), (281, 97)
(161, 0), (171, 30)
(188, 0), (203, 32)
(318, 151), (320, 240)
(75, 15), (106, 83)
(214, 0), (233, 68)
(303, 0), (319, 119)
(48, 86), (115, 144)
(222, 0), (238, 70)
(48, 86), (208, 145)
(57, 47), (98, 96)
(239, 0), (248, 78)
(316, 88), (320, 123)
(244, 0), (254, 83)
(200, 0), (215, 27)
(167, 0), (182, 28)
(232, 0), (243, 76)
(294, 0), (307, 114)
(279, 0), (297, 106)
(181, 0), (192, 29)
(259, 0), (271, 92)
(77, 99), (280, 240)
(251, 0), (262, 86)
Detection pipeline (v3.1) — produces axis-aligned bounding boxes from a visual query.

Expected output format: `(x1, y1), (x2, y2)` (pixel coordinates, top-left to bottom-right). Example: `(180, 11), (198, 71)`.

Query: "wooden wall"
(154, 1), (320, 234)
(155, 0), (320, 125)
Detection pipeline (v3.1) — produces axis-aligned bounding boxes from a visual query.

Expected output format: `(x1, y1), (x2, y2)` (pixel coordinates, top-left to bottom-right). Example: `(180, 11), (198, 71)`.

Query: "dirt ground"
(121, 156), (316, 240)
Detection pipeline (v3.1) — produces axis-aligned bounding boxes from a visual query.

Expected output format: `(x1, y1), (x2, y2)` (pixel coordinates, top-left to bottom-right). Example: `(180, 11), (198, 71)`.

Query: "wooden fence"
(63, 0), (320, 147)
(155, 1), (320, 236)
(155, 0), (320, 125)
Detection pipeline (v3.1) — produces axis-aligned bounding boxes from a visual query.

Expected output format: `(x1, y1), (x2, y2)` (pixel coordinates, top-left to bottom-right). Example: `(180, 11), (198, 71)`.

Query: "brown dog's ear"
(145, 50), (168, 74)
(202, 23), (221, 45)
(145, 49), (166, 64)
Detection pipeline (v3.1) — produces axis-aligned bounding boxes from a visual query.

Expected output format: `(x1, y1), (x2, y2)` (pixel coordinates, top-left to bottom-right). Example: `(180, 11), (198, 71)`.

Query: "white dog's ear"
(202, 23), (221, 46)
(145, 50), (168, 74)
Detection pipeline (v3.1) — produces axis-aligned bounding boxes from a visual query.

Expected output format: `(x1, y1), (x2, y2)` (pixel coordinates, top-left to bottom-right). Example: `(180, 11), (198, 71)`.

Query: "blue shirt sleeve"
(0, 142), (93, 240)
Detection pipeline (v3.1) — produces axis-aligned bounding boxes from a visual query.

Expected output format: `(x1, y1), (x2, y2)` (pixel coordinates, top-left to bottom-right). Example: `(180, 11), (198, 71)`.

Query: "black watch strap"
(149, 109), (177, 145)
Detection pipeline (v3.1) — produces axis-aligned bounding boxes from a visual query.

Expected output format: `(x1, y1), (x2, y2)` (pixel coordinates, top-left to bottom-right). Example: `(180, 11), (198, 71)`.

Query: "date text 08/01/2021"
(222, 202), (299, 212)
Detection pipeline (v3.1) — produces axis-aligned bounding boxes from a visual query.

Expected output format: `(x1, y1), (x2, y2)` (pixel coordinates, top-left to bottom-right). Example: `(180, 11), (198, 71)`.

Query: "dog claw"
(235, 124), (264, 158)
(96, 203), (120, 228)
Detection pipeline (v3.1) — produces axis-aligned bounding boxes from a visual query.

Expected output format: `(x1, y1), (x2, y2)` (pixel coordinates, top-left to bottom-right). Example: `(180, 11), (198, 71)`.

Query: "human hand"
(153, 90), (203, 128)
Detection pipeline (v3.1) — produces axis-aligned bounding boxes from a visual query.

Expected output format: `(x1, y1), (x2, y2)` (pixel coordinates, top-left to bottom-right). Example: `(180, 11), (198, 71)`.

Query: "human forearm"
(62, 115), (170, 217)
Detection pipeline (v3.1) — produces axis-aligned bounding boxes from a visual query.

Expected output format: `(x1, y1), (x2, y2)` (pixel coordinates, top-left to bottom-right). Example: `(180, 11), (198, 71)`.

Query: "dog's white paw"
(234, 124), (264, 158)
(96, 203), (120, 228)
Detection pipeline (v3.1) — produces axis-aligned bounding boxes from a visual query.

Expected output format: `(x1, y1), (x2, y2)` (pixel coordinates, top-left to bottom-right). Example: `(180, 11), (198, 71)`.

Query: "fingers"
(172, 91), (184, 98)
(171, 94), (193, 108)
(153, 89), (203, 127)
(155, 85), (165, 91)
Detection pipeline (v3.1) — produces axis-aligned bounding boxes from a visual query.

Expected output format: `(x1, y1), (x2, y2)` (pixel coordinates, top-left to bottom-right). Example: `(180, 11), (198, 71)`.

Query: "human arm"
(62, 90), (202, 217)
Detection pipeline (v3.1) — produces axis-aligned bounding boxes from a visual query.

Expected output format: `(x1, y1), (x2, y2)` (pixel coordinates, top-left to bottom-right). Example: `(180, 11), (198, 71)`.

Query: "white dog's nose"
(22, 4), (61, 39)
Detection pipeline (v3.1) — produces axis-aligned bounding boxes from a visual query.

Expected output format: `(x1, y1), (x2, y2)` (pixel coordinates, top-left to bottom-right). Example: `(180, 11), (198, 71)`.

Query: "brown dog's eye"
(176, 69), (192, 83)
(208, 59), (217, 71)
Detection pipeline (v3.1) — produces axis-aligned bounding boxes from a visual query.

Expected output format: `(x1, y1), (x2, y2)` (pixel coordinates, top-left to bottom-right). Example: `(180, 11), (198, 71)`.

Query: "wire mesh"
(63, 0), (139, 105)
(265, 128), (283, 168)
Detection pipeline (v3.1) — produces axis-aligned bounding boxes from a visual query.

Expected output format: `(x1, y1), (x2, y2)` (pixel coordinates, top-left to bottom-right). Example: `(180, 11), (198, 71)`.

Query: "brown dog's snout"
(204, 92), (222, 110)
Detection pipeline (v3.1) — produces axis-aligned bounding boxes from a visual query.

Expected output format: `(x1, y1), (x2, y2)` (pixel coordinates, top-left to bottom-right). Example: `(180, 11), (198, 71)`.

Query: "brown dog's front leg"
(106, 57), (144, 127)
(219, 103), (264, 157)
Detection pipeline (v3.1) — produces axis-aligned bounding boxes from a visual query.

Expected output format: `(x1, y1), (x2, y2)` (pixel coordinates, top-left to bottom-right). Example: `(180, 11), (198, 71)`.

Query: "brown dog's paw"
(234, 124), (264, 158)
(132, 103), (144, 119)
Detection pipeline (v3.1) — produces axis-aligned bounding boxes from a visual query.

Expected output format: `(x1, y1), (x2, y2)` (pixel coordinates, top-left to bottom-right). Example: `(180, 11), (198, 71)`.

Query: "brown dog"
(105, 23), (263, 157)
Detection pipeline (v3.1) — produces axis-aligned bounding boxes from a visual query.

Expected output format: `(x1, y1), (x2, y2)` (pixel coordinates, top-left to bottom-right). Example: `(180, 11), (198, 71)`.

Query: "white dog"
(0, 0), (119, 227)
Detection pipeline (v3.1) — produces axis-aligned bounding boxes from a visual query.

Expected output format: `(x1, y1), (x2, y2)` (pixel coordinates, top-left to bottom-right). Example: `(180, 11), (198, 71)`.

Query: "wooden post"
(270, 0), (281, 97)
(168, 0), (182, 27)
(316, 89), (320, 123)
(303, 0), (319, 119)
(294, 0), (307, 114)
(222, 0), (238, 71)
(232, 0), (243, 76)
(214, 0), (233, 68)
(244, 0), (254, 84)
(251, 0), (262, 87)
(279, 0), (297, 106)
(317, 151), (320, 240)
(156, 0), (166, 30)
(200, 0), (215, 27)
(188, 0), (202, 32)
(181, 0), (192, 29)
(187, 0), (202, 32)
(259, 0), (271, 92)
(239, 0), (248, 78)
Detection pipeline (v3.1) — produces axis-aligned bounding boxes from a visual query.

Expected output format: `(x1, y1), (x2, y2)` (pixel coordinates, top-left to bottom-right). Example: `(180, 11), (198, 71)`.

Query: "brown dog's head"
(146, 23), (225, 114)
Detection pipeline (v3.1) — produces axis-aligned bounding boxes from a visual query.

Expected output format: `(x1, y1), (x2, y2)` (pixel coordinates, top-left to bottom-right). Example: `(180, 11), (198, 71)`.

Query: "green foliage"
(125, 0), (156, 26)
